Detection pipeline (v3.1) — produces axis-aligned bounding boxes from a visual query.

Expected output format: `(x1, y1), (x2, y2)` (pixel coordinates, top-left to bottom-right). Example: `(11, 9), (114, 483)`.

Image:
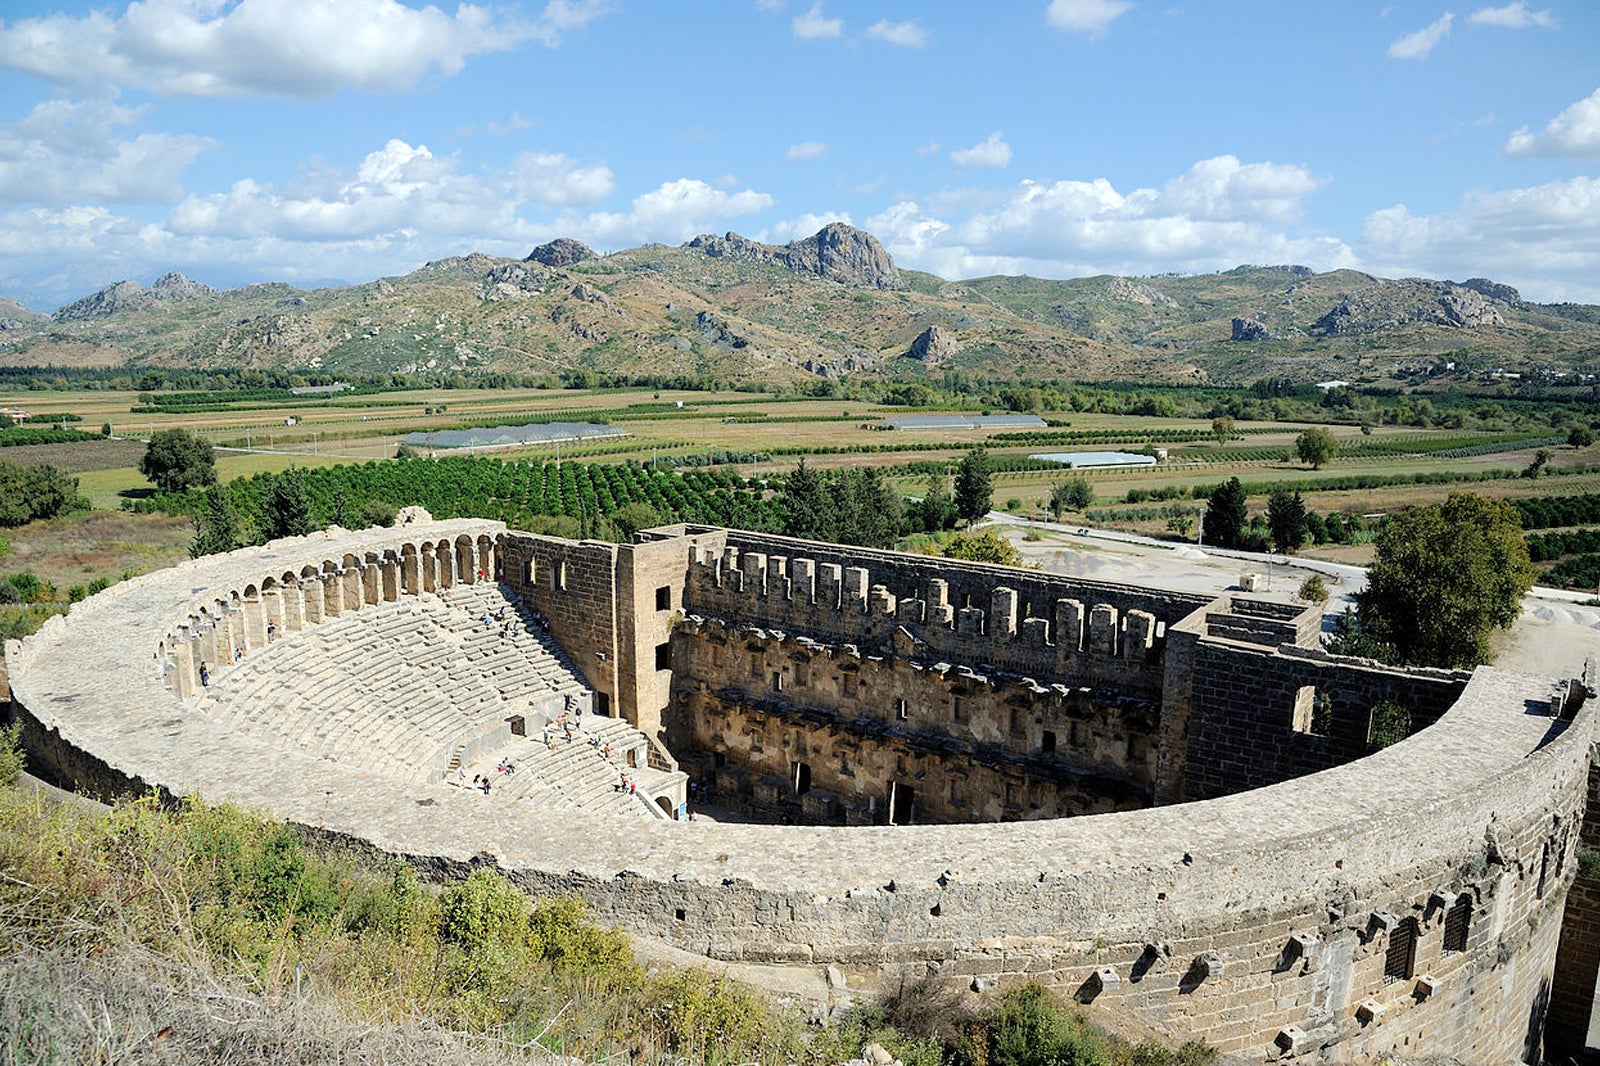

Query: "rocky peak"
(1310, 280), (1506, 337)
(1457, 277), (1522, 305)
(148, 272), (218, 301)
(687, 224), (903, 290)
(525, 238), (596, 268)
(906, 325), (958, 362)
(53, 279), (147, 321)
(1420, 286), (1504, 329)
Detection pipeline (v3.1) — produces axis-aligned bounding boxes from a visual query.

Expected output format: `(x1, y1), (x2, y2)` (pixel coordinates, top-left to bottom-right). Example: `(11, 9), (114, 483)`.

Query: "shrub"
(1298, 575), (1329, 604)
(0, 721), (23, 788)
(1368, 700), (1411, 750)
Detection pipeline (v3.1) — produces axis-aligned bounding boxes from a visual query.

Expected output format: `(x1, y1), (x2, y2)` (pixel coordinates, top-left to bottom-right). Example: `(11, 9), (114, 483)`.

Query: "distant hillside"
(2, 224), (1596, 385)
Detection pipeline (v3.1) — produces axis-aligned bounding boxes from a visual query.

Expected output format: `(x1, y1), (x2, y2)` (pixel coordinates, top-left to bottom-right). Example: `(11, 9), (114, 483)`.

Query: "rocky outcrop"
(688, 223), (903, 290)
(481, 262), (549, 302)
(1309, 281), (1507, 336)
(569, 283), (611, 307)
(148, 272), (218, 301)
(54, 280), (150, 321)
(1231, 317), (1271, 342)
(694, 310), (749, 349)
(1105, 277), (1178, 307)
(906, 325), (958, 362)
(1458, 277), (1522, 305)
(525, 238), (595, 268)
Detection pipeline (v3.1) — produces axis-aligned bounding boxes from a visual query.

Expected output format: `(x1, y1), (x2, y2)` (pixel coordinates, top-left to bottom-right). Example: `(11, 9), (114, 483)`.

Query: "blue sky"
(0, 0), (1597, 310)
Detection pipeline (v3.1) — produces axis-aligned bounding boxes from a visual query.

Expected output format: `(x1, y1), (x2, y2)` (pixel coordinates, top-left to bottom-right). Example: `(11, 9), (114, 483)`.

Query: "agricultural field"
(6, 381), (1600, 621)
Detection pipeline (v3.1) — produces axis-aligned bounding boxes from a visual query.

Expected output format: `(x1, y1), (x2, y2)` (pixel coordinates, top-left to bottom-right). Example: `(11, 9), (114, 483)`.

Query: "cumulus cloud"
(757, 211), (853, 245)
(577, 178), (774, 247)
(1044, 0), (1134, 37)
(1468, 2), (1556, 28)
(1505, 87), (1600, 159)
(0, 99), (213, 205)
(950, 132), (1012, 168)
(791, 4), (842, 39)
(865, 19), (928, 47)
(864, 155), (1353, 286)
(1359, 176), (1600, 302)
(0, 0), (603, 99)
(167, 138), (613, 241)
(785, 141), (827, 161)
(1387, 12), (1454, 58)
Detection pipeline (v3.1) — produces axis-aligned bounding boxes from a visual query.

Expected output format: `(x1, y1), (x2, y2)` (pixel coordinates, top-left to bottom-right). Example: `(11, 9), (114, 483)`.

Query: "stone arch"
(455, 534), (476, 584)
(656, 795), (674, 818)
(278, 571), (305, 632)
(240, 583), (266, 650)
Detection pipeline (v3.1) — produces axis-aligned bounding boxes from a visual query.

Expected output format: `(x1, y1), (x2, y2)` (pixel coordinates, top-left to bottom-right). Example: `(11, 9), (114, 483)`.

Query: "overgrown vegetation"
(0, 460), (89, 527)
(0, 745), (1211, 1065)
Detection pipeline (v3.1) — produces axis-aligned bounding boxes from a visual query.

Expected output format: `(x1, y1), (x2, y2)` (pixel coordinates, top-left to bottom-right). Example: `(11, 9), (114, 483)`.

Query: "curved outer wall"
(4, 522), (1595, 1062)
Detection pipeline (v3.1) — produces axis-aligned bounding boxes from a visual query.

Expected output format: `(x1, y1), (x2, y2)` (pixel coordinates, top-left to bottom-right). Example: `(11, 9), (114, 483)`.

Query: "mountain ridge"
(2, 224), (1595, 385)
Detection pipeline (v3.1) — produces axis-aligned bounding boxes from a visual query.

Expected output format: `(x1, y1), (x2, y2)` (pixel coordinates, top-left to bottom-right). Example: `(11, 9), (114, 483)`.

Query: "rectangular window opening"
(1385, 919), (1417, 982)
(952, 696), (968, 723)
(895, 698), (909, 720)
(654, 642), (671, 671)
(526, 559), (537, 584)
(1042, 730), (1057, 754)
(595, 691), (611, 717)
(771, 671), (783, 693)
(1443, 895), (1471, 953)
(655, 585), (671, 611)
(1292, 685), (1332, 736)
(791, 761), (811, 795)
(556, 561), (569, 592)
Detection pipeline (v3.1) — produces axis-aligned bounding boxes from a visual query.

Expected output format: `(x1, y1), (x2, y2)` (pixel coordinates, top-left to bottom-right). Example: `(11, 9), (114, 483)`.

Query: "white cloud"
(865, 19), (928, 47)
(167, 138), (613, 241)
(1044, 0), (1134, 37)
(1387, 12), (1454, 59)
(1468, 2), (1556, 28)
(1158, 155), (1325, 224)
(1505, 87), (1600, 159)
(792, 3), (842, 39)
(1359, 176), (1600, 302)
(865, 155), (1353, 287)
(486, 112), (536, 135)
(950, 132), (1013, 168)
(757, 211), (853, 245)
(0, 99), (214, 206)
(0, 0), (604, 99)
(785, 141), (828, 161)
(577, 179), (773, 247)
(915, 141), (941, 157)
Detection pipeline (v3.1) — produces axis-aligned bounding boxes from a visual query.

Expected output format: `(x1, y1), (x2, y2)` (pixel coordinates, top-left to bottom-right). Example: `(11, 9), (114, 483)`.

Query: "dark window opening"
(771, 671), (783, 693)
(655, 642), (671, 671)
(792, 761), (811, 795)
(1443, 895), (1471, 953)
(1009, 708), (1025, 737)
(952, 696), (967, 723)
(1385, 918), (1418, 982)
(595, 691), (611, 717)
(1042, 730), (1057, 754)
(888, 782), (914, 826)
(674, 907), (686, 921)
(507, 715), (526, 737)
(655, 585), (671, 611)
(896, 698), (909, 720)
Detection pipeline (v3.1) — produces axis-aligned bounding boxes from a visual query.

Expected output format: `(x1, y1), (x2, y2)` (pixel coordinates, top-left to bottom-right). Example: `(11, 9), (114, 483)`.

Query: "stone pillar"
(842, 567), (869, 613)
(222, 607), (245, 660)
(437, 544), (454, 587)
(242, 596), (266, 650)
(172, 627), (197, 699)
(990, 587), (1019, 639)
(381, 556), (400, 602)
(1022, 616), (1050, 645)
(741, 552), (768, 596)
(420, 546), (437, 592)
(361, 558), (380, 605)
(455, 541), (476, 583)
(478, 538), (495, 581)
(817, 563), (843, 610)
(927, 579), (954, 628)
(1089, 604), (1119, 656)
(301, 575), (325, 625)
(869, 585), (897, 616)
(402, 551), (420, 596)
(1055, 599), (1085, 652)
(899, 598), (927, 626)
(720, 546), (740, 587)
(342, 567), (362, 613)
(282, 583), (305, 632)
(262, 590), (284, 638)
(197, 615), (220, 667)
(1125, 610), (1157, 658)
(957, 606), (986, 636)
(324, 571), (344, 617)
(791, 558), (816, 604)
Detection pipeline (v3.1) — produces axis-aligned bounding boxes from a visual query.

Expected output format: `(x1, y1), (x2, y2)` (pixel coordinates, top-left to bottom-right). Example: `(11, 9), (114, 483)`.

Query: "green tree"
(263, 467), (314, 541)
(0, 461), (85, 527)
(1211, 415), (1236, 444)
(1569, 425), (1595, 448)
(1294, 427), (1338, 470)
(780, 460), (832, 541)
(953, 448), (993, 524)
(939, 530), (1022, 566)
(1524, 448), (1553, 478)
(1297, 574), (1329, 604)
(189, 484), (244, 559)
(912, 474), (957, 532)
(1355, 492), (1537, 668)
(1165, 513), (1195, 540)
(1266, 489), (1308, 553)
(100, 421), (112, 438)
(1048, 477), (1093, 519)
(140, 428), (216, 494)
(1201, 477), (1248, 549)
